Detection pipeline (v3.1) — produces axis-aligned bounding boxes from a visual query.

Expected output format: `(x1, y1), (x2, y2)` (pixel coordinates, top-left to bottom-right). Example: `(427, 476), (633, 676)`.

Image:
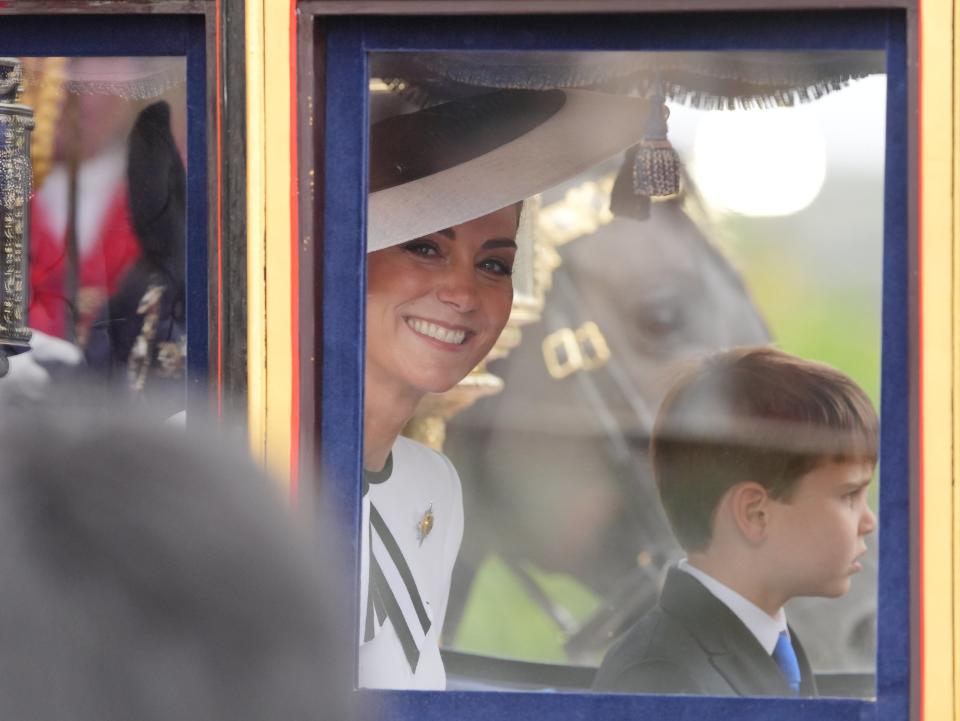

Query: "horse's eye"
(636, 301), (683, 337)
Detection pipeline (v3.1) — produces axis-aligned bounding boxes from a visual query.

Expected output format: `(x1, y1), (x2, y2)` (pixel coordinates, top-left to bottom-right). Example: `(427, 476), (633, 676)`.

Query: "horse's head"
(560, 202), (771, 437)
(445, 201), (773, 585)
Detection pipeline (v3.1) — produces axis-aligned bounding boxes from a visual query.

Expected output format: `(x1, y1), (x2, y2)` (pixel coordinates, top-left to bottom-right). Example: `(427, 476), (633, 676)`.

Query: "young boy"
(593, 347), (877, 697)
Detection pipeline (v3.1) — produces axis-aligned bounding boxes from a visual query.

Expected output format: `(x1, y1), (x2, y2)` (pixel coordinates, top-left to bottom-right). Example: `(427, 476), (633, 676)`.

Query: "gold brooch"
(417, 504), (434, 546)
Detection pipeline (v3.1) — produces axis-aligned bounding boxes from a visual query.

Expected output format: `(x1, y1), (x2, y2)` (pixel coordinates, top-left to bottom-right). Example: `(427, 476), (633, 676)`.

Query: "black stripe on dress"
(370, 553), (420, 671)
(373, 581), (387, 626)
(364, 567), (376, 643)
(369, 503), (432, 633)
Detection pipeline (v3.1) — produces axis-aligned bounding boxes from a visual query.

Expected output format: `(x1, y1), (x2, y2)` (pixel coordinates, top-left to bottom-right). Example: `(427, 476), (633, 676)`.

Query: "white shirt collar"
(677, 559), (787, 655)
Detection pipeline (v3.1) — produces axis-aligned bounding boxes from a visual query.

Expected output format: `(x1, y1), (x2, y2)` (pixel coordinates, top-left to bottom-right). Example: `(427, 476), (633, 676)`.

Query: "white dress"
(358, 435), (464, 690)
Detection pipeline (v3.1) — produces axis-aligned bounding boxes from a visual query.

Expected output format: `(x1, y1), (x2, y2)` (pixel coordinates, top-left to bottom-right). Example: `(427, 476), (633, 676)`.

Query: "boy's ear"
(729, 481), (771, 544)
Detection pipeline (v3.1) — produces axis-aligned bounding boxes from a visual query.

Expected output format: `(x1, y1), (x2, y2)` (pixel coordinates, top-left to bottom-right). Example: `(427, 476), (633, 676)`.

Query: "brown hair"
(651, 346), (878, 552)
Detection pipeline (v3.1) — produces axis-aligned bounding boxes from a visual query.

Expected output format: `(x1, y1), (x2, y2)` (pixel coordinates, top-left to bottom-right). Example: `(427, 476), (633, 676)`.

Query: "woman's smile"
(404, 316), (471, 347)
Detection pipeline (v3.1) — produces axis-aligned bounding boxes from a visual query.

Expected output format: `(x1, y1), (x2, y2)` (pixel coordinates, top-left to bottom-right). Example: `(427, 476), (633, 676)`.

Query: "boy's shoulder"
(592, 599), (717, 695)
(593, 567), (816, 697)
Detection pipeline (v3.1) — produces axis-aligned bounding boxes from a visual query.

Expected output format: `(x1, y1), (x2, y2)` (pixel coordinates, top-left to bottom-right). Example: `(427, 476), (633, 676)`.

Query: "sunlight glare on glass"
(691, 106), (827, 217)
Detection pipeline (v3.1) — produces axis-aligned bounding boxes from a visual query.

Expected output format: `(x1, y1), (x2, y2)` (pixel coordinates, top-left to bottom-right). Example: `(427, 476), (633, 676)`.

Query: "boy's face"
(764, 460), (877, 599)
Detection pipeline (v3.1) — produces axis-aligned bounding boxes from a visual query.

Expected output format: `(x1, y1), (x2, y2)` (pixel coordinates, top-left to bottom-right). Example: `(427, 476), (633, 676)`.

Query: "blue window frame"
(317, 9), (910, 720)
(1, 13), (209, 401)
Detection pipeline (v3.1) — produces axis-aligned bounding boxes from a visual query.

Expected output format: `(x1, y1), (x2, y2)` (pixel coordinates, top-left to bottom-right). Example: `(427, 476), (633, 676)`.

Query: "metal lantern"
(0, 58), (34, 377)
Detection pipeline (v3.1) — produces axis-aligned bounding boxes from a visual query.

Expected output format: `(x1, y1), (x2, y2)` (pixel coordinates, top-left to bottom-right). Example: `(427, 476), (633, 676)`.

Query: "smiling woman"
(360, 205), (519, 692)
(364, 206), (518, 426)
(359, 87), (650, 690)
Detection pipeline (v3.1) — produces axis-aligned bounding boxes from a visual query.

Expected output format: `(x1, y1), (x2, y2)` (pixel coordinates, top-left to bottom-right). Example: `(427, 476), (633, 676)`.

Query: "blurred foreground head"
(0, 400), (359, 721)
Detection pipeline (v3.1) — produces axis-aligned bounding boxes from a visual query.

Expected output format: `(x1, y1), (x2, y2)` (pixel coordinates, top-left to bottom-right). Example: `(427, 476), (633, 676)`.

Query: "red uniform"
(28, 185), (140, 340)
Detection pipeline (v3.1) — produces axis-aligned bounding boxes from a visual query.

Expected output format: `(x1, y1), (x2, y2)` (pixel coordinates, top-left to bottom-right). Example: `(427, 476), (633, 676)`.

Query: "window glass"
(2, 57), (187, 415)
(363, 50), (883, 697)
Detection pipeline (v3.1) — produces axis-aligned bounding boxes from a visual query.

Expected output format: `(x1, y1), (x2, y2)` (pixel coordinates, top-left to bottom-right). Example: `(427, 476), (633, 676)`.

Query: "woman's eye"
(402, 240), (440, 257)
(478, 258), (513, 276)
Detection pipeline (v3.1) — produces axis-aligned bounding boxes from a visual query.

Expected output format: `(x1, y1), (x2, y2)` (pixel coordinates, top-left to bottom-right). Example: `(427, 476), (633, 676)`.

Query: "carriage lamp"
(0, 58), (34, 377)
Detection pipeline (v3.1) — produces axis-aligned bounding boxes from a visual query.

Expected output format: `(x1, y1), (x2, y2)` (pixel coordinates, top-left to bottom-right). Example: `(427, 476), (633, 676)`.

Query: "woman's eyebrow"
(432, 228), (516, 250)
(482, 238), (518, 250)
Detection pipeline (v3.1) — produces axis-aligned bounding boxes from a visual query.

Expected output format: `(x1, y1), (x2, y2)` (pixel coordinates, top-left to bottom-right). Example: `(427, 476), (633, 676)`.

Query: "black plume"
(126, 101), (186, 274)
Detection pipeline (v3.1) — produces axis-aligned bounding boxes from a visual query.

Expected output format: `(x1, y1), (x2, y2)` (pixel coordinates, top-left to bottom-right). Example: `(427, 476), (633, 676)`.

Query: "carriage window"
(362, 49), (884, 697)
(0, 57), (188, 417)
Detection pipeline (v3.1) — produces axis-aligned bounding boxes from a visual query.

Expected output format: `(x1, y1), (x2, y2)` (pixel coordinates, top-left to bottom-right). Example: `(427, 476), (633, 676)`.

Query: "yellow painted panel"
(262, 0), (295, 486)
(923, 0), (956, 718)
(247, 0), (296, 485)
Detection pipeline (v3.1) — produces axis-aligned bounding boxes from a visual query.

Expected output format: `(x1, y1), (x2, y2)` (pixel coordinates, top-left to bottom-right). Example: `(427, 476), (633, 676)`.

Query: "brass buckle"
(542, 322), (611, 379)
(576, 321), (610, 371)
(542, 328), (583, 380)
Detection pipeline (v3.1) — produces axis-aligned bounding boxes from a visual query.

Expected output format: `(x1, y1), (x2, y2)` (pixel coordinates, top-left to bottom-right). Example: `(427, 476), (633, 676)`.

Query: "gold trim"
(248, 0), (298, 488)
(924, 0), (955, 717)
(262, 1), (295, 485)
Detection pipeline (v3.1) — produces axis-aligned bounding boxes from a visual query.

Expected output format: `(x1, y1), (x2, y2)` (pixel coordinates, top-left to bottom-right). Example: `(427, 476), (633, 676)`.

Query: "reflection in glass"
(361, 72), (651, 692)
(17, 58), (187, 413)
(366, 50), (884, 698)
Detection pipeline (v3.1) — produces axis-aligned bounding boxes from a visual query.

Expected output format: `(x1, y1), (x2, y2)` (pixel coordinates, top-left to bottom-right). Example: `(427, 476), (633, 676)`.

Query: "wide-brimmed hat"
(367, 88), (650, 252)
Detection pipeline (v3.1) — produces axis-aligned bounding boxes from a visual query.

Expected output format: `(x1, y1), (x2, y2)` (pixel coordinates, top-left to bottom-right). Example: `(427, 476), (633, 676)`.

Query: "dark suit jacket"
(593, 568), (817, 697)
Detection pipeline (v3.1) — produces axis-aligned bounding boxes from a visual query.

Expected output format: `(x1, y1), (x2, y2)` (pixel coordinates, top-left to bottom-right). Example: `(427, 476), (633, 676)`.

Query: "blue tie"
(772, 630), (801, 694)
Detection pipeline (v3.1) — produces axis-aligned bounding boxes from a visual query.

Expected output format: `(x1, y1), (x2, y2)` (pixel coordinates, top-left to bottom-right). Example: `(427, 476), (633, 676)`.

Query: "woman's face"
(366, 205), (518, 398)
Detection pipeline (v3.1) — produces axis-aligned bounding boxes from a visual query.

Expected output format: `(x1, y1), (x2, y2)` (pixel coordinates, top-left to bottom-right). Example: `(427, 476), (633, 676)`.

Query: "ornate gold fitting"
(0, 58), (35, 376)
(542, 321), (610, 380)
(542, 327), (582, 380)
(575, 321), (611, 371)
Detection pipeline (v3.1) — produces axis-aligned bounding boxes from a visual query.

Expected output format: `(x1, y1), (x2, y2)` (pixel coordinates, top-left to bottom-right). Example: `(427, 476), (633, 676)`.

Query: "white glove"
(0, 330), (83, 404)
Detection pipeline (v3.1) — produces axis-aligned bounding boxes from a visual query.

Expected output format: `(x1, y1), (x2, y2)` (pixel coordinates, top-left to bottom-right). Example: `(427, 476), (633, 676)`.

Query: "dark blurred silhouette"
(86, 100), (186, 410)
(0, 397), (361, 721)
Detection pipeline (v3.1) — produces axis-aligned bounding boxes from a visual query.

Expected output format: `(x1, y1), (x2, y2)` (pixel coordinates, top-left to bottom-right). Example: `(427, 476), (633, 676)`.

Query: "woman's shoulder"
(392, 436), (459, 479)
(390, 437), (463, 509)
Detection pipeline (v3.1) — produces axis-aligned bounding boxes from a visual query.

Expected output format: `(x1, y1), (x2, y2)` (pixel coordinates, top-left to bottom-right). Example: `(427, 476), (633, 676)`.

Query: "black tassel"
(633, 95), (680, 199)
(610, 145), (651, 221)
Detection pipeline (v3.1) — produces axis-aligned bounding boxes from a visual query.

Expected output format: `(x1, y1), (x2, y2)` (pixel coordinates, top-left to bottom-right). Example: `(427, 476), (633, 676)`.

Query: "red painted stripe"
(289, 0), (301, 500)
(915, 2), (924, 718)
(215, 0), (224, 418)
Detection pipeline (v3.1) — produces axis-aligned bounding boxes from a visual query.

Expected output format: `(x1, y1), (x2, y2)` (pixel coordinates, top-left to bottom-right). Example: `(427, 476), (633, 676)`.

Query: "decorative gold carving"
(18, 57), (66, 190)
(536, 175), (616, 248)
(0, 59), (34, 351)
(402, 366), (504, 452)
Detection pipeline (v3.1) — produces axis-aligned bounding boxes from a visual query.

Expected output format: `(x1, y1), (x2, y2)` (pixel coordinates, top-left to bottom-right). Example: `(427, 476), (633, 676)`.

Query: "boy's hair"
(651, 346), (878, 552)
